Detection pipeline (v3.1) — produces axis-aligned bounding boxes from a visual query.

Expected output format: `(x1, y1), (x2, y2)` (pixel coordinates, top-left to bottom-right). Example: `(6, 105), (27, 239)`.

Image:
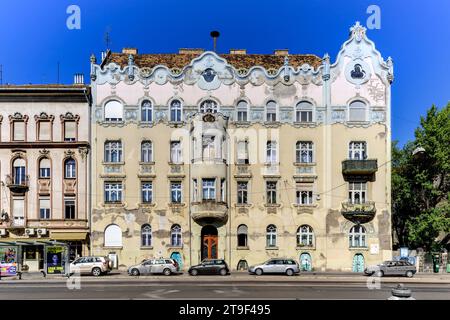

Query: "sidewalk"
(2, 270), (450, 284)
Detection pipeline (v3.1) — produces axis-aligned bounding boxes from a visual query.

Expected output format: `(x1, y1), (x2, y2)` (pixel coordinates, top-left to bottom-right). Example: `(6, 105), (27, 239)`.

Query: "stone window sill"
(296, 245), (316, 250)
(265, 246), (279, 250)
(349, 247), (369, 251)
(140, 246), (154, 250)
(237, 246), (249, 250)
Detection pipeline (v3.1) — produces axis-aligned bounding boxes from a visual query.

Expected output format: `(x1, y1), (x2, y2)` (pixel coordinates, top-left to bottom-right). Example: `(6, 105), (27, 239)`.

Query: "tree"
(392, 103), (450, 250)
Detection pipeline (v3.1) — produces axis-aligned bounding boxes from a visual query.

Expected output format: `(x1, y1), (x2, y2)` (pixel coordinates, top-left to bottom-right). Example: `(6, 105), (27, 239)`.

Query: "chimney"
(274, 49), (289, 56)
(122, 48), (138, 55)
(210, 31), (220, 52)
(178, 48), (204, 55)
(229, 49), (247, 55)
(74, 73), (84, 84)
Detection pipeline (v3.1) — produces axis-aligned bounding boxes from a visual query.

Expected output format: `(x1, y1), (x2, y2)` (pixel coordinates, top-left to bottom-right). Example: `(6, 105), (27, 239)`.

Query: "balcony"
(234, 164), (252, 178)
(341, 201), (376, 224)
(6, 174), (29, 194)
(342, 159), (378, 181)
(191, 200), (228, 225)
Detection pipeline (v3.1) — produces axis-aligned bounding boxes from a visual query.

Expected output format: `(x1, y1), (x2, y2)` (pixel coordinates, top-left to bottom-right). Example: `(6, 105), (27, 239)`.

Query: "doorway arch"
(170, 252), (183, 271)
(201, 225), (218, 260)
(352, 253), (365, 272)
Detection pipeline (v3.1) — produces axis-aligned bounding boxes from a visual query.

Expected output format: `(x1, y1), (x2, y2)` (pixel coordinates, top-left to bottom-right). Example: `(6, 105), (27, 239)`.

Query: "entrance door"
(300, 253), (312, 271)
(201, 226), (218, 260)
(170, 252), (182, 270)
(352, 254), (365, 272)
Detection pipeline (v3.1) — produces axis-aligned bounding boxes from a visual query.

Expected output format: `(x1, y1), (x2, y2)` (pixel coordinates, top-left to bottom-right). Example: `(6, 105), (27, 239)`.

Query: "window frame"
(349, 225), (367, 248)
(297, 225), (314, 246)
(348, 100), (368, 122)
(202, 178), (216, 200)
(104, 141), (123, 163)
(170, 99), (182, 122)
(104, 182), (123, 203)
(296, 141), (314, 163)
(141, 224), (152, 247)
(295, 101), (314, 123)
(237, 181), (248, 204)
(236, 100), (249, 122)
(266, 224), (277, 247)
(141, 182), (153, 204)
(141, 100), (153, 122)
(265, 100), (277, 122)
(170, 224), (182, 247)
(266, 181), (277, 204)
(104, 100), (124, 122)
(170, 181), (182, 203)
(64, 158), (76, 179)
(349, 141), (367, 160)
(64, 198), (76, 220)
(141, 141), (153, 163)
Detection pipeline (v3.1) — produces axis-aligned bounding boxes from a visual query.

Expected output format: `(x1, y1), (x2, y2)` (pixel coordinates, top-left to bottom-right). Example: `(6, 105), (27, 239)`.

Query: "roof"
(0, 84), (91, 103)
(0, 84), (88, 89)
(104, 52), (323, 70)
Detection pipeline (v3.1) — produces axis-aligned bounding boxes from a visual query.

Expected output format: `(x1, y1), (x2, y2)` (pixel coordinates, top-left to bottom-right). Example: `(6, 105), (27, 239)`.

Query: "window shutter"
(40, 158), (50, 169)
(13, 199), (25, 217)
(39, 198), (50, 209)
(64, 121), (76, 140)
(39, 121), (51, 140)
(13, 122), (25, 140)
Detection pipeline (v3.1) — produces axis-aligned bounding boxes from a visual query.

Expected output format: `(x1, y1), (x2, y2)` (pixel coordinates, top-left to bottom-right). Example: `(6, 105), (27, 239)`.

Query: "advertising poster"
(0, 247), (18, 276)
(46, 246), (65, 274)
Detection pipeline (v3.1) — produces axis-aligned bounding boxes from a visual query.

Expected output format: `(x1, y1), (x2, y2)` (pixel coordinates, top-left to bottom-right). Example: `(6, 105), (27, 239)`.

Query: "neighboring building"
(0, 84), (91, 273)
(89, 22), (394, 271)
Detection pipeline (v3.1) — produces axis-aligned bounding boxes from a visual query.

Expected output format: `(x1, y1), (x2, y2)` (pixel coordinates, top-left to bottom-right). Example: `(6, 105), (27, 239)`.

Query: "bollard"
(388, 284), (415, 300)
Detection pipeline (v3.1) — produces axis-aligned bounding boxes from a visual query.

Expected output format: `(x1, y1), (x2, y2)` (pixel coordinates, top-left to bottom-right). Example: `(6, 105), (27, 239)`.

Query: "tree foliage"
(392, 104), (450, 250)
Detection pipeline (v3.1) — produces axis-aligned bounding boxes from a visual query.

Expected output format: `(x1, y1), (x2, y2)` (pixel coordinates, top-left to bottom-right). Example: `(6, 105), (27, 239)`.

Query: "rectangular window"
(296, 141), (314, 163)
(237, 181), (248, 204)
(266, 141), (277, 164)
(38, 121), (51, 141)
(104, 182), (123, 203)
(141, 182), (153, 203)
(296, 190), (313, 205)
(104, 141), (122, 163)
(237, 110), (247, 122)
(192, 179), (198, 202)
(296, 110), (313, 122)
(39, 198), (51, 219)
(170, 182), (182, 203)
(64, 121), (76, 141)
(64, 198), (76, 219)
(237, 141), (249, 164)
(349, 108), (366, 122)
(202, 136), (215, 160)
(221, 179), (226, 202)
(202, 179), (216, 200)
(266, 181), (277, 204)
(170, 141), (182, 163)
(349, 182), (367, 204)
(349, 141), (367, 160)
(12, 198), (25, 227)
(40, 167), (51, 178)
(13, 121), (25, 141)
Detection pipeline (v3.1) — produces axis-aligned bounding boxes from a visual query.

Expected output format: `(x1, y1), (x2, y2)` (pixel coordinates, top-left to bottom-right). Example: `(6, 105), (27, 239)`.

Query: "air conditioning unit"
(25, 228), (35, 236)
(37, 228), (48, 236)
(0, 229), (7, 236)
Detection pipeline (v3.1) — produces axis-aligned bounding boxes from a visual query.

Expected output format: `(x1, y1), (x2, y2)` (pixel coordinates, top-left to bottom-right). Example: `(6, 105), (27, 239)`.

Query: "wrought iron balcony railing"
(341, 201), (376, 224)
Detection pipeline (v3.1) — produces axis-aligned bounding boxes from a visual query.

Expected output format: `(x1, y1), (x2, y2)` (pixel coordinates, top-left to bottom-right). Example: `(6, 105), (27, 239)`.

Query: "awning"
(50, 232), (87, 241)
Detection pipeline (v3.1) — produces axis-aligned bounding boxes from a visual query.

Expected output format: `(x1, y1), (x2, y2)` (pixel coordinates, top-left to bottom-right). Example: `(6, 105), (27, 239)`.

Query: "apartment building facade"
(89, 22), (394, 271)
(0, 84), (91, 274)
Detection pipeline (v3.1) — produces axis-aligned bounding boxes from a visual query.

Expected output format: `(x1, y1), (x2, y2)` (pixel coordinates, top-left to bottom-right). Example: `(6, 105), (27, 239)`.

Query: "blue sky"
(0, 0), (449, 145)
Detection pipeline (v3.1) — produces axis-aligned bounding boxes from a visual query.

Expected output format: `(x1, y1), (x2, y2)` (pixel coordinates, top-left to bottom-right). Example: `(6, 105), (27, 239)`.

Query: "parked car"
(364, 260), (417, 277)
(69, 256), (112, 276)
(188, 259), (230, 276)
(128, 258), (179, 276)
(248, 258), (300, 276)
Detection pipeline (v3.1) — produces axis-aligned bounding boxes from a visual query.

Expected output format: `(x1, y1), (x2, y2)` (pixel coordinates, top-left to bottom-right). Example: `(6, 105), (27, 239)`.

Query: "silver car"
(364, 260), (417, 277)
(128, 258), (179, 276)
(248, 258), (300, 276)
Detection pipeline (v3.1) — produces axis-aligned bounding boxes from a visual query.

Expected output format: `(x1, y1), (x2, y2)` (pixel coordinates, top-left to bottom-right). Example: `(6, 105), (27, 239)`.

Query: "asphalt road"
(0, 280), (448, 300)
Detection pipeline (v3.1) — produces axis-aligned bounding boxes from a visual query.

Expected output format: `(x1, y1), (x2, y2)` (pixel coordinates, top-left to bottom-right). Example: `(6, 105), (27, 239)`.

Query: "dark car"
(364, 260), (417, 277)
(188, 259), (230, 276)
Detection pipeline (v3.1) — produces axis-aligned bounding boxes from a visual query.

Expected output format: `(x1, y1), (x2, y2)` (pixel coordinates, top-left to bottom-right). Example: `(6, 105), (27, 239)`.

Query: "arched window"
(266, 100), (277, 122)
(104, 100), (123, 122)
(64, 158), (76, 179)
(170, 100), (182, 122)
(171, 224), (182, 247)
(237, 224), (248, 247)
(104, 224), (122, 247)
(199, 100), (218, 113)
(349, 141), (367, 160)
(104, 141), (123, 162)
(141, 100), (153, 122)
(349, 225), (367, 248)
(295, 101), (313, 122)
(296, 141), (314, 163)
(141, 224), (152, 247)
(297, 225), (314, 246)
(266, 224), (277, 247)
(349, 100), (367, 122)
(236, 100), (248, 122)
(141, 141), (153, 163)
(39, 158), (51, 178)
(12, 158), (26, 185)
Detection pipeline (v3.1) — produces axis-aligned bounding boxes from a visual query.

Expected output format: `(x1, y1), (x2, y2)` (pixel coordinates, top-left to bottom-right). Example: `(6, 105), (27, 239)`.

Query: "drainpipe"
(86, 86), (93, 256)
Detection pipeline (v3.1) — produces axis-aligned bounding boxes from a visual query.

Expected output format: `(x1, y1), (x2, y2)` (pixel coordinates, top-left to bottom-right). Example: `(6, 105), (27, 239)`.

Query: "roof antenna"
(210, 31), (220, 52)
(104, 27), (112, 50)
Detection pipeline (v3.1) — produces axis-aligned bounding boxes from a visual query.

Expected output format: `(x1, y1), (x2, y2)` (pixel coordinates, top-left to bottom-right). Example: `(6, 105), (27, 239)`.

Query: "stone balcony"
(234, 164), (252, 178)
(6, 174), (30, 194)
(341, 201), (376, 224)
(191, 200), (228, 225)
(342, 159), (378, 181)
